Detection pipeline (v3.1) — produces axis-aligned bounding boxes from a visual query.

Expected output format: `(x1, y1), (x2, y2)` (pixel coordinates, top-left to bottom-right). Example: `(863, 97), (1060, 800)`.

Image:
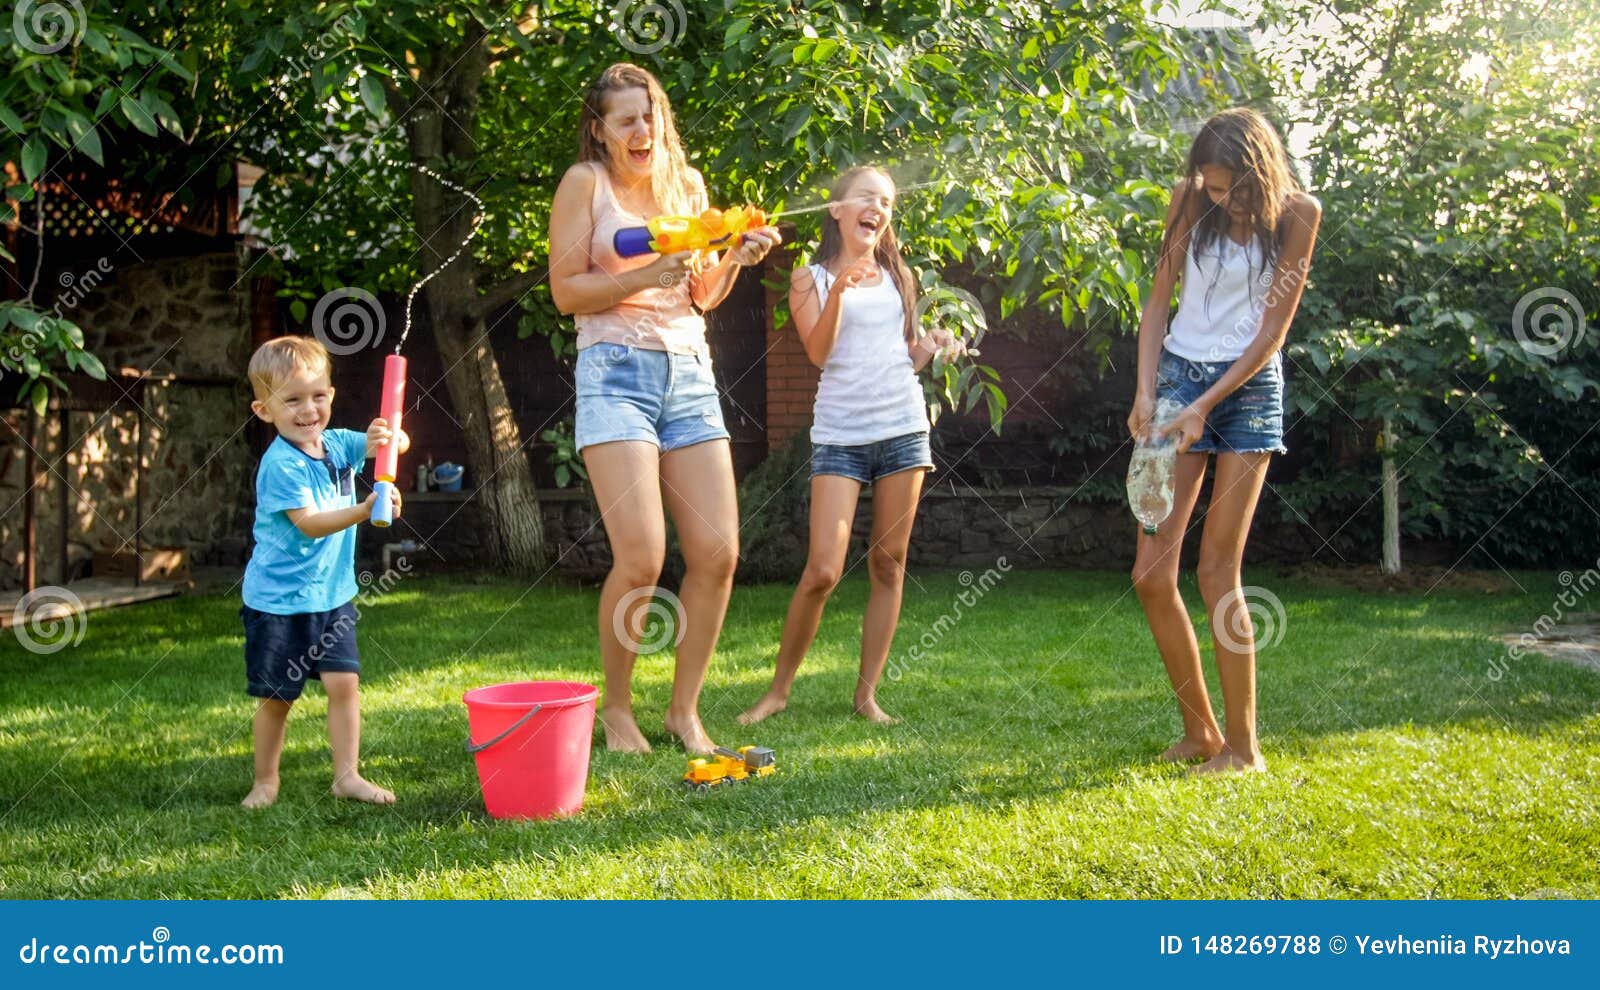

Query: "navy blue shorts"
(811, 431), (934, 484)
(241, 602), (361, 701)
(1155, 348), (1288, 455)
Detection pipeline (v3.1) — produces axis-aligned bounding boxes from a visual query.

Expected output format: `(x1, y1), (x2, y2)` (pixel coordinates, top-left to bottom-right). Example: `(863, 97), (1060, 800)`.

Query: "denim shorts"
(1155, 348), (1287, 455)
(241, 602), (360, 702)
(575, 342), (730, 452)
(812, 431), (934, 484)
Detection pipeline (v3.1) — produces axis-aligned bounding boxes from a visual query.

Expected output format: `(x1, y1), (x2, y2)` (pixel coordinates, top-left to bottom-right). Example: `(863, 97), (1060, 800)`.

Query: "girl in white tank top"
(739, 167), (962, 729)
(805, 261), (928, 444)
(1127, 108), (1323, 776)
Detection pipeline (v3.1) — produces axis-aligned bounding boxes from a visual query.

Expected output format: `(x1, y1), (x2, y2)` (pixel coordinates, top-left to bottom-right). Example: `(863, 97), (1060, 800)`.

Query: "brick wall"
(761, 243), (820, 451)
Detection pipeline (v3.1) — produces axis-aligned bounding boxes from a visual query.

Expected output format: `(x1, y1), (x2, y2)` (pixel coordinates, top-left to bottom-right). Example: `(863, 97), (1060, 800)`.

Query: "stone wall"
(354, 489), (613, 580)
(1, 250), (255, 589)
(70, 251), (253, 378)
(351, 479), (1325, 586)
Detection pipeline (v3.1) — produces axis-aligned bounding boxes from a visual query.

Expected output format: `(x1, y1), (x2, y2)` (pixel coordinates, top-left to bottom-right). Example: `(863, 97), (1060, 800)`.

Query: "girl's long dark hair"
(1159, 108), (1300, 279)
(815, 166), (919, 343)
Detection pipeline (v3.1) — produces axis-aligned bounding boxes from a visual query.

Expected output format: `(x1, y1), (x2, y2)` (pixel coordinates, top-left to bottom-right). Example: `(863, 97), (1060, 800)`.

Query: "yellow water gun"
(613, 206), (769, 258)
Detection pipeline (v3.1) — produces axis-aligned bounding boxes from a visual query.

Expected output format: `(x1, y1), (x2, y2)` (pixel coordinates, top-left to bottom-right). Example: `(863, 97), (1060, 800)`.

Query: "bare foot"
(736, 692), (788, 726)
(599, 706), (652, 754)
(1190, 750), (1266, 776)
(331, 774), (396, 804)
(853, 697), (899, 725)
(1160, 733), (1224, 763)
(663, 710), (716, 755)
(241, 781), (279, 809)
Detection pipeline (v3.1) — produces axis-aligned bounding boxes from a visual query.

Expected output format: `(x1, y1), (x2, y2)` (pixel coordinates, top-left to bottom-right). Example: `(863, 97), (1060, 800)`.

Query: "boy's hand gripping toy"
(613, 206), (769, 258)
(370, 354), (407, 527)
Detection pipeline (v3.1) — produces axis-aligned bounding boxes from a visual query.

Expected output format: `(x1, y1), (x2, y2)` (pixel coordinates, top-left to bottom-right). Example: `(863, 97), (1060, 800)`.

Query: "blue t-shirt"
(242, 429), (368, 615)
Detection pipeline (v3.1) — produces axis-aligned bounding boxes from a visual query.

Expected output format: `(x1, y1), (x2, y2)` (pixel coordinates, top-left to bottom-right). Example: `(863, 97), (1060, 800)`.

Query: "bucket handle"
(465, 703), (543, 754)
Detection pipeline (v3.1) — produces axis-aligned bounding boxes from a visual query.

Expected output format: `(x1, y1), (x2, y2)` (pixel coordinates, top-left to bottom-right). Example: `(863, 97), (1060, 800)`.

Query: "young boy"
(240, 336), (404, 809)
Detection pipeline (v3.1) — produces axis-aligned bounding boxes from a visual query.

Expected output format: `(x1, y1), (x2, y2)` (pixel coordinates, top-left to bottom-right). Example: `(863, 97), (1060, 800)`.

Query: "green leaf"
(120, 95), (158, 136)
(77, 349), (107, 381)
(10, 306), (41, 331)
(21, 137), (46, 183)
(290, 300), (308, 322)
(140, 91), (182, 136)
(30, 382), (48, 417)
(358, 73), (387, 118)
(782, 105), (811, 143)
(65, 116), (103, 164)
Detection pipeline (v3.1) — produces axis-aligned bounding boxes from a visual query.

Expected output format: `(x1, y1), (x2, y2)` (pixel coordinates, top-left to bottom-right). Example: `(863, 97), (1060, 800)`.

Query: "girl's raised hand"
(837, 256), (878, 290)
(926, 327), (967, 362)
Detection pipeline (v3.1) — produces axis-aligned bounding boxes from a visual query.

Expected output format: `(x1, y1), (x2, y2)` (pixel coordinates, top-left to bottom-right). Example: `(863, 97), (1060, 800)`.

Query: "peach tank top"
(574, 162), (707, 355)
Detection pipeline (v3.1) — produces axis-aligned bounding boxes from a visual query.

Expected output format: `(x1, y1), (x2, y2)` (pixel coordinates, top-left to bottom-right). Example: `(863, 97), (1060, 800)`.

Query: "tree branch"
(475, 268), (546, 317)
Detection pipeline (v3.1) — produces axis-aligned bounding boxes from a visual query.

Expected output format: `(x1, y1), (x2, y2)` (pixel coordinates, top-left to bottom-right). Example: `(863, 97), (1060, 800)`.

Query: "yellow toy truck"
(682, 746), (776, 792)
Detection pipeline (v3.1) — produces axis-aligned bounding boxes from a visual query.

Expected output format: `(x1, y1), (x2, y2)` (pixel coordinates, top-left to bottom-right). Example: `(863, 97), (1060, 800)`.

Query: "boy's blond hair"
(248, 336), (331, 401)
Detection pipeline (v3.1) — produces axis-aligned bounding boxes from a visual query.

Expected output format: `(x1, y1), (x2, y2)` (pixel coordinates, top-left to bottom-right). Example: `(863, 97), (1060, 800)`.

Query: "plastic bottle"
(1126, 398), (1186, 536)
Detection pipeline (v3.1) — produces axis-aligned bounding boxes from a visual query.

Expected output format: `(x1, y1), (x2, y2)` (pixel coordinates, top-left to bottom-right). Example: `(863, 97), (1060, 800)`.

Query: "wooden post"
(1380, 418), (1400, 575)
(133, 382), (144, 588)
(23, 412), (37, 593)
(59, 406), (71, 584)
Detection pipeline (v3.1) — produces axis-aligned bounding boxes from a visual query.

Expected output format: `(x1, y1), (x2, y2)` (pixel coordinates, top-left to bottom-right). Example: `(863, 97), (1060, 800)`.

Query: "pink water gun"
(371, 354), (406, 527)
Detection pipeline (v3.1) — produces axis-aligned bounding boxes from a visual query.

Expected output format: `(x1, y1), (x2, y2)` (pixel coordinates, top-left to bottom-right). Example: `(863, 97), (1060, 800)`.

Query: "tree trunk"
(1380, 418), (1400, 575)
(406, 31), (546, 575)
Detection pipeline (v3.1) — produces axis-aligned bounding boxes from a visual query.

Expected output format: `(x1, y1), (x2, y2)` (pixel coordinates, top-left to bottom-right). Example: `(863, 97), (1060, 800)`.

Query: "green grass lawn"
(2, 569), (1597, 899)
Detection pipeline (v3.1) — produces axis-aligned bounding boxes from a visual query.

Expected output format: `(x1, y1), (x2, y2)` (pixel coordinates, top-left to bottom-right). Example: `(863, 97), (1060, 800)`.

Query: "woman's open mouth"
(628, 147), (651, 165)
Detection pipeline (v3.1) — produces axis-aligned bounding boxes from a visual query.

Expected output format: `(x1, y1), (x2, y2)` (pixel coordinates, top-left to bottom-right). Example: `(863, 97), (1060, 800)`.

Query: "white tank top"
(806, 263), (929, 446)
(1164, 233), (1270, 363)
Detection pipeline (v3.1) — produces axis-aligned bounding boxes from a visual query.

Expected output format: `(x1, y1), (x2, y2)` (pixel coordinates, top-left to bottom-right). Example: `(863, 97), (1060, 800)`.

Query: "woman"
(548, 63), (780, 755)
